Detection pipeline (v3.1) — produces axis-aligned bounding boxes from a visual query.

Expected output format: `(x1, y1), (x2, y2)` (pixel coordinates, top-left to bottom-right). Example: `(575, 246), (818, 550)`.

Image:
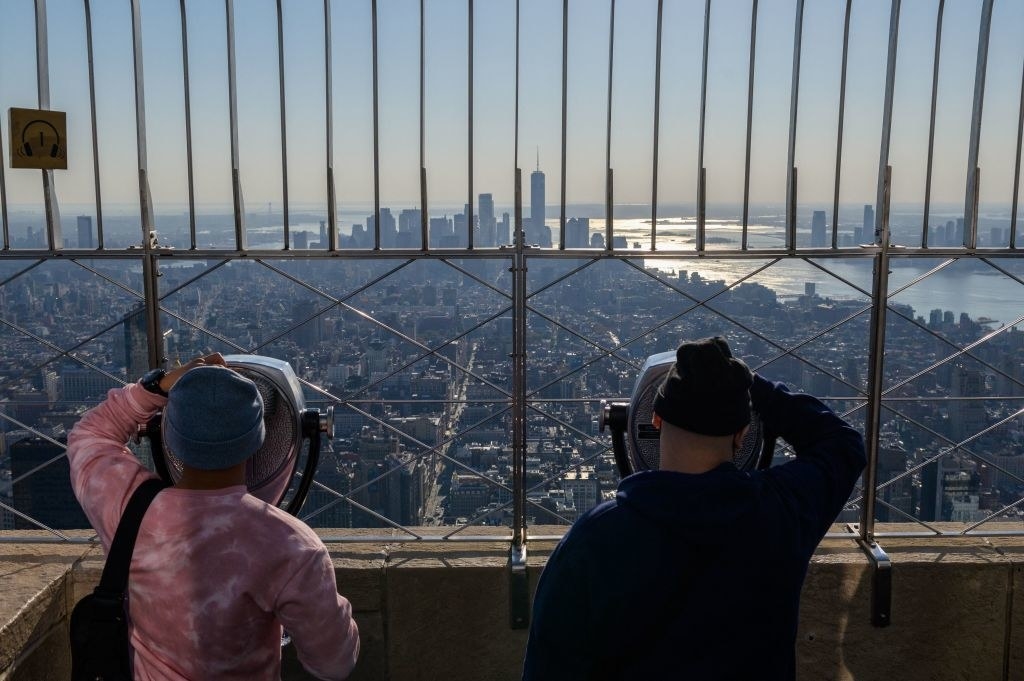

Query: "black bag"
(70, 478), (167, 681)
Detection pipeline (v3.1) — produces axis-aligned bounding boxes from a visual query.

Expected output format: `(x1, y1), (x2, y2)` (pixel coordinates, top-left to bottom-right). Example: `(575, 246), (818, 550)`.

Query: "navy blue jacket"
(522, 376), (866, 680)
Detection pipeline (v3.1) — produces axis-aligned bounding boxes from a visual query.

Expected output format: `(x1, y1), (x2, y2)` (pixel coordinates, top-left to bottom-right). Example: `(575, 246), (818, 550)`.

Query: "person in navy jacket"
(523, 337), (866, 680)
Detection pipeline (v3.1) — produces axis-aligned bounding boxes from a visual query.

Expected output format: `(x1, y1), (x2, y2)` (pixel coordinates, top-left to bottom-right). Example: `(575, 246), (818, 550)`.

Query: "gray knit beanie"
(164, 365), (266, 470)
(652, 337), (753, 436)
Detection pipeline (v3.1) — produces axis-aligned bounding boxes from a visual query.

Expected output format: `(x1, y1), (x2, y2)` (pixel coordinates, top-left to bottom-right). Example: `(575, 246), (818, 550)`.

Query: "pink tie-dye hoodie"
(67, 383), (360, 680)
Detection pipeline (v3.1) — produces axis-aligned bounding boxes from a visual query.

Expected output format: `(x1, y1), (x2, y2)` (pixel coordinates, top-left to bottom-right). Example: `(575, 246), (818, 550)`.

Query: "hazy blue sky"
(1, 0), (1022, 221)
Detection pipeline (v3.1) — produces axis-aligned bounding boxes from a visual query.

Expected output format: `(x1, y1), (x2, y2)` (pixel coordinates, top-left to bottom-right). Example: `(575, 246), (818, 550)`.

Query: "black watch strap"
(140, 368), (168, 397)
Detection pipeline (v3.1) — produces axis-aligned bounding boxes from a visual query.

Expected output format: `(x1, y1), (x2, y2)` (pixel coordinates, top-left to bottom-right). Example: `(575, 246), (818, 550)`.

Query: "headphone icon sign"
(21, 119), (63, 159)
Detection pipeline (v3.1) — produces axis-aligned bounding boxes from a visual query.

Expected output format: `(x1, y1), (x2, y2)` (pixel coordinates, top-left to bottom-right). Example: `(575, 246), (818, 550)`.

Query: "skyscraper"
(304, 450), (355, 528)
(566, 217), (590, 248)
(11, 436), (89, 529)
(530, 163), (545, 242)
(62, 365), (119, 401)
(863, 204), (874, 243)
(951, 363), (986, 442)
(811, 211), (827, 247)
(292, 300), (322, 348)
(397, 209), (421, 248)
(386, 453), (427, 526)
(499, 212), (510, 246)
(350, 223), (368, 248)
(478, 194), (496, 247)
(562, 466), (599, 515)
(453, 211), (467, 246)
(77, 216), (93, 249)
(368, 208), (397, 248)
(429, 215), (454, 247)
(123, 303), (150, 380)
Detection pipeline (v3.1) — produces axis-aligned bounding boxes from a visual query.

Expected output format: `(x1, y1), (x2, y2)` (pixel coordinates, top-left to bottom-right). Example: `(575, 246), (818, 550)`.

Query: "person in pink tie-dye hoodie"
(68, 353), (359, 681)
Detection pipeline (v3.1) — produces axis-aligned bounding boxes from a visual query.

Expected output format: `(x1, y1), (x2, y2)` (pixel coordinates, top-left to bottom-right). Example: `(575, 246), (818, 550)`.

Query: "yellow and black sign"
(9, 107), (67, 170)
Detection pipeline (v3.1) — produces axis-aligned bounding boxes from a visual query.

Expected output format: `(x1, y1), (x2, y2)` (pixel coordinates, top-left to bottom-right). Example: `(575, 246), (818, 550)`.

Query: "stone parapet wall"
(2, 526), (1023, 680)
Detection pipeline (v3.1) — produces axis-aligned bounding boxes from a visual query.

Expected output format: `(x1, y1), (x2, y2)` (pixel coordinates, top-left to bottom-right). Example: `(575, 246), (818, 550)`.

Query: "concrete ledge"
(384, 538), (526, 681)
(800, 535), (1012, 680)
(0, 531), (94, 680)
(2, 526), (1022, 680)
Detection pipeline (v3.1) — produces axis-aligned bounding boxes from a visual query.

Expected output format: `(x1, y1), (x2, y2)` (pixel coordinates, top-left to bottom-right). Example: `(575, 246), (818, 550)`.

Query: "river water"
(590, 217), (1024, 327)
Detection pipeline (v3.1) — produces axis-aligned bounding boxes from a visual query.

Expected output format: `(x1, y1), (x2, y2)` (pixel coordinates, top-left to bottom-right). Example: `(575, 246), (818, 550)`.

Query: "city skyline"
(3, 249), (1023, 531)
(1, 1), (1022, 223)
(2, 0), (1024, 538)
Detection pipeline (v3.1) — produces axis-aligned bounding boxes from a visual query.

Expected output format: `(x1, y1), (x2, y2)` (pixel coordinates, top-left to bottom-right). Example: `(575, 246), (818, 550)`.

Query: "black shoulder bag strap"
(97, 477), (168, 596)
(70, 477), (168, 681)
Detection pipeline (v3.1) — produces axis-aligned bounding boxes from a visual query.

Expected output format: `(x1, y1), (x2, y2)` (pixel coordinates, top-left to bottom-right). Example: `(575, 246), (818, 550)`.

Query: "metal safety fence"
(0, 0), (1023, 562)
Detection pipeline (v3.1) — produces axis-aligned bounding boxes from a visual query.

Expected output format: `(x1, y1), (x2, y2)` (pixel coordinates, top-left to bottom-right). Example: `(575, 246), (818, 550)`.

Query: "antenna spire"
(536, 147), (539, 172)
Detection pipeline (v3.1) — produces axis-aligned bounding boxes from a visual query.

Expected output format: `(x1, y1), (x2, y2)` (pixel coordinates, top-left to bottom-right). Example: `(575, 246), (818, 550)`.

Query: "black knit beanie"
(652, 337), (753, 436)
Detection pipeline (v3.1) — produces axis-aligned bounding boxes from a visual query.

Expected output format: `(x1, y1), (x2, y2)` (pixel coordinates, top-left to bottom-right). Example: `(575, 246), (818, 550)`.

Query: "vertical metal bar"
(34, 0), (49, 111)
(605, 0), (615, 251)
(875, 0), (902, 245)
(179, 0), (197, 250)
(1011, 50), (1024, 249)
(130, 0), (163, 370)
(514, 0), (520, 174)
(419, 0), (428, 250)
(789, 167), (798, 251)
(371, 0), (381, 250)
(276, 0), (291, 250)
(512, 0), (525, 547)
(921, 0), (945, 248)
(0, 0), (18, 245)
(963, 0), (994, 249)
(84, 0), (104, 249)
(35, 0), (62, 251)
(0, 91), (6, 249)
(742, 0), (758, 250)
(0, 120), (7, 248)
(784, 0), (805, 250)
(862, 0), (902, 542)
(225, 0), (246, 249)
(512, 166), (525, 548)
(325, 0), (338, 251)
(698, 166), (706, 252)
(468, 0), (475, 249)
(696, 0), (710, 251)
(831, 0), (852, 250)
(559, 0), (568, 250)
(130, 0), (155, 244)
(861, 165), (893, 542)
(970, 167), (980, 247)
(650, 0), (663, 252)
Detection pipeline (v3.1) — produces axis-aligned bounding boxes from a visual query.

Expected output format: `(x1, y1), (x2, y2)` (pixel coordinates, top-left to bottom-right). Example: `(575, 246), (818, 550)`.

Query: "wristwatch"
(140, 368), (168, 397)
